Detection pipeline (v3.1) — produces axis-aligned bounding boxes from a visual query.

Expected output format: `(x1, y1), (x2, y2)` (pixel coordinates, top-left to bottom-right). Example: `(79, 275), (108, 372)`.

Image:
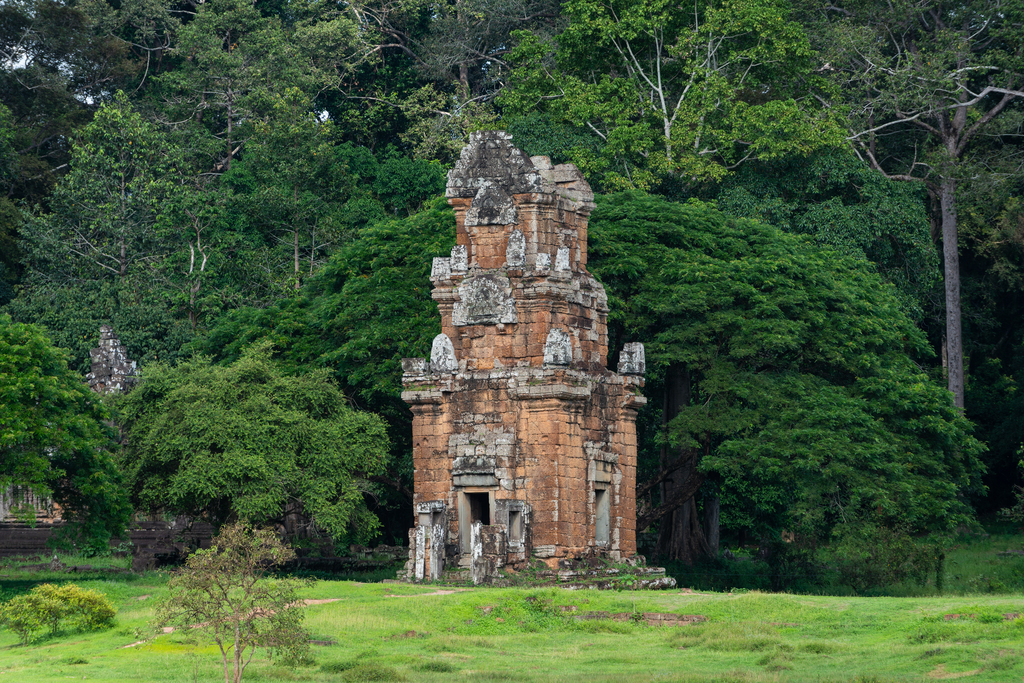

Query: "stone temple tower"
(401, 131), (646, 582)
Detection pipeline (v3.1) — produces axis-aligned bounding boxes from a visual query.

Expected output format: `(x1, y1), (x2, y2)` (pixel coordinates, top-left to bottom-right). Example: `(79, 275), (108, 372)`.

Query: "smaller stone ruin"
(86, 324), (137, 394)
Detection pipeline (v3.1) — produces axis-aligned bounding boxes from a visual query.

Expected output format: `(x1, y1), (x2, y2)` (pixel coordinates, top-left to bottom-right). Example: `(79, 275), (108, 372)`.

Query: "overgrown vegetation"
(663, 522), (1024, 597)
(117, 344), (390, 542)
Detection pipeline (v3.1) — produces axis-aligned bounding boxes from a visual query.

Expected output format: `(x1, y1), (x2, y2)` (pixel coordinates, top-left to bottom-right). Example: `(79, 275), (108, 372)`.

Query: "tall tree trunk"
(655, 364), (707, 563)
(940, 176), (964, 408)
(293, 184), (301, 289)
(459, 63), (470, 100)
(703, 494), (720, 558)
(226, 93), (233, 172)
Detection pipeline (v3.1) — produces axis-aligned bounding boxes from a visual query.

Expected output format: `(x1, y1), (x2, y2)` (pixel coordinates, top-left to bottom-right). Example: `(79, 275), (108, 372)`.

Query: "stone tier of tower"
(401, 131), (645, 582)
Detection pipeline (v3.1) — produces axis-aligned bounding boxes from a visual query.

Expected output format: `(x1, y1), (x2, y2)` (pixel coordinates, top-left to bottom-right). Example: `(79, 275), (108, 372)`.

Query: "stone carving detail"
(555, 247), (570, 272)
(506, 230), (525, 267)
(431, 257), (451, 278)
(450, 427), (515, 486)
(543, 328), (572, 367)
(617, 342), (645, 375)
(446, 131), (545, 199)
(451, 245), (468, 271)
(86, 325), (137, 394)
(402, 358), (430, 375)
(466, 181), (517, 226)
(430, 334), (458, 373)
(536, 252), (551, 270)
(452, 274), (517, 326)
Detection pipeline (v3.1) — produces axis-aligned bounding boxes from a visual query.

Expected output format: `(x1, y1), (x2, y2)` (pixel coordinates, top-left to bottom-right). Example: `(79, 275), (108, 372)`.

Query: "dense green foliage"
(501, 0), (842, 189)
(190, 197), (456, 517)
(0, 314), (129, 549)
(712, 150), (940, 321)
(117, 345), (390, 542)
(0, 583), (115, 644)
(589, 193), (984, 540)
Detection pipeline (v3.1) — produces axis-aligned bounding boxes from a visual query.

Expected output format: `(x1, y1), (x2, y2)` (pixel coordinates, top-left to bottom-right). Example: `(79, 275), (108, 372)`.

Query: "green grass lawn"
(1, 573), (1022, 683)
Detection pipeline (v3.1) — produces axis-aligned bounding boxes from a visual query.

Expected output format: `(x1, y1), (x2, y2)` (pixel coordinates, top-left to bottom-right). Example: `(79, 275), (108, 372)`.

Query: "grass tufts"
(338, 663), (407, 681)
(320, 660), (358, 673)
(797, 641), (837, 654)
(668, 622), (782, 652)
(415, 660), (458, 672)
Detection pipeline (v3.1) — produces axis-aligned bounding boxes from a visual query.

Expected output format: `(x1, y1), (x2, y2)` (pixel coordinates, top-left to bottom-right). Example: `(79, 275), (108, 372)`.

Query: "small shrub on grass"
(908, 622), (960, 644)
(158, 523), (313, 683)
(417, 660), (458, 672)
(967, 575), (1007, 593)
(0, 583), (115, 644)
(338, 663), (406, 681)
(320, 661), (357, 673)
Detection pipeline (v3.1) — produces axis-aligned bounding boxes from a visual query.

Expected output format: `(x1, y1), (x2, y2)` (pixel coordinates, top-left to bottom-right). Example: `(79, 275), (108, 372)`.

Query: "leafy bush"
(339, 664), (406, 682)
(1001, 484), (1024, 524)
(0, 583), (115, 644)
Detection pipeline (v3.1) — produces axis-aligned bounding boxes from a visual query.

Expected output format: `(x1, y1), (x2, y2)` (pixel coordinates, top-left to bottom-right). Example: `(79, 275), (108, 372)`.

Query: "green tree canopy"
(157, 0), (361, 172)
(8, 93), (198, 371)
(0, 314), (129, 550)
(712, 149), (941, 322)
(501, 0), (842, 190)
(192, 196), (454, 423)
(801, 0), (1024, 409)
(189, 197), (456, 520)
(117, 342), (391, 542)
(588, 192), (984, 554)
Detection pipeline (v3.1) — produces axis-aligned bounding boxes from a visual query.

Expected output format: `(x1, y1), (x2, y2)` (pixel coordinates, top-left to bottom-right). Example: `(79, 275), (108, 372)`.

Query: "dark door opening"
(595, 488), (610, 545)
(467, 492), (491, 526)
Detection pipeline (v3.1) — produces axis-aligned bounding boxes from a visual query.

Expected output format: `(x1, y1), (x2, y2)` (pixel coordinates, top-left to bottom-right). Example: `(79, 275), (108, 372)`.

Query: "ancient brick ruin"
(86, 324), (137, 394)
(401, 131), (646, 583)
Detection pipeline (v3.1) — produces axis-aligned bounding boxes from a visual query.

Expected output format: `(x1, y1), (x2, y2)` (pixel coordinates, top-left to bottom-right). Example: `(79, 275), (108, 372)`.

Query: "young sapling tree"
(158, 523), (311, 683)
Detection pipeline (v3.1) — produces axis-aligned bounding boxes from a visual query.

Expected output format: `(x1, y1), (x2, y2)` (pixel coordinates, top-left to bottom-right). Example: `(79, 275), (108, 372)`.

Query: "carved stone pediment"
(430, 334), (458, 373)
(452, 273), (517, 326)
(466, 182), (517, 227)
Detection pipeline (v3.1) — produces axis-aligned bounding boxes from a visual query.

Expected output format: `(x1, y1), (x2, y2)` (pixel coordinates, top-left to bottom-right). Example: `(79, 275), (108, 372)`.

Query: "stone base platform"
(426, 556), (676, 590)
